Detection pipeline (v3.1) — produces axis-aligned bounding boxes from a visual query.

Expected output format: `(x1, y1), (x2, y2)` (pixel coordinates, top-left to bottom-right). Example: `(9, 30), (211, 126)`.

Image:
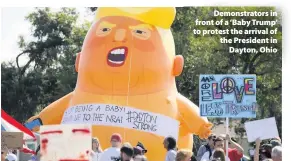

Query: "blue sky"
(0, 7), (94, 66)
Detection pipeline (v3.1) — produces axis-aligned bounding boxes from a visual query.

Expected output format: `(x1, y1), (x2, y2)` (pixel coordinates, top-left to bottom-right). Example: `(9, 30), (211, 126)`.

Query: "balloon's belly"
(61, 103), (181, 160)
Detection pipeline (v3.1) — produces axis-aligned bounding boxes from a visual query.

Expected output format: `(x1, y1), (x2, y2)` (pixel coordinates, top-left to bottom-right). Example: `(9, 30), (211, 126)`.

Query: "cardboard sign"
(1, 132), (23, 150)
(245, 117), (279, 142)
(40, 124), (91, 161)
(199, 74), (257, 118)
(61, 103), (179, 140)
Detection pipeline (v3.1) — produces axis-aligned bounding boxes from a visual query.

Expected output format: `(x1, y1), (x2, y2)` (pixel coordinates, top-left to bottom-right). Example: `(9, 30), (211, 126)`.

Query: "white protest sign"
(40, 124), (91, 161)
(61, 104), (179, 140)
(245, 117), (279, 142)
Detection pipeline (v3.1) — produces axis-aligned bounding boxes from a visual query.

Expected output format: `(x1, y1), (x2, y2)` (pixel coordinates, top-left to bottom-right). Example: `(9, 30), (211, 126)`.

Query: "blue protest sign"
(199, 74), (257, 118)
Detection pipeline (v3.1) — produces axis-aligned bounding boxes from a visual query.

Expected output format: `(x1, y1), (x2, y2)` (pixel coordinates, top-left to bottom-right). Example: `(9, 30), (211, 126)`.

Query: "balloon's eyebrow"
(98, 21), (117, 28)
(40, 130), (63, 135)
(129, 24), (153, 30)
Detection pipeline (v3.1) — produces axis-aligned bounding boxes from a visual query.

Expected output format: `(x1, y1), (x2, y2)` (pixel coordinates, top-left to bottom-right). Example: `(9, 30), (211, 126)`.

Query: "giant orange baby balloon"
(25, 7), (212, 161)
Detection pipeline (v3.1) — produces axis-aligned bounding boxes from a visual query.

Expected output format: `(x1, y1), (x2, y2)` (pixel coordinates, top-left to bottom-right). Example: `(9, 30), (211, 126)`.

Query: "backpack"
(204, 144), (212, 159)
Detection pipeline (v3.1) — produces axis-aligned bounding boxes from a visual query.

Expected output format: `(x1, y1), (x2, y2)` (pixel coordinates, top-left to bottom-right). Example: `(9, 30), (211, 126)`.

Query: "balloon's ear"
(75, 52), (81, 72)
(173, 55), (184, 76)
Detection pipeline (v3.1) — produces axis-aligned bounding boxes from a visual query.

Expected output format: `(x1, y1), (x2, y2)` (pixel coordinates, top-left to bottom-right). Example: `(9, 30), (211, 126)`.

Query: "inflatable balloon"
(25, 7), (212, 161)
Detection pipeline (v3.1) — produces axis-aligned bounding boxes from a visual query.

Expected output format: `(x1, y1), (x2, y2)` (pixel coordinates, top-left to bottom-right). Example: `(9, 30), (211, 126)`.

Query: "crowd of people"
(89, 132), (282, 161)
(195, 134), (282, 161)
(89, 133), (193, 161)
(1, 132), (282, 161)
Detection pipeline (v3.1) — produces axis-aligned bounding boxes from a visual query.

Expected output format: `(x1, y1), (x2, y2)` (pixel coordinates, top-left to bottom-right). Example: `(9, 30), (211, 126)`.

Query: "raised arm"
(226, 134), (244, 154)
(254, 138), (261, 161)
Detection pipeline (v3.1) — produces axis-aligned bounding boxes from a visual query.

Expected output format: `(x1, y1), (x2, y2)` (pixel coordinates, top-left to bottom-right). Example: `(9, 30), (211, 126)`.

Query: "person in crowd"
(222, 134), (243, 161)
(2, 150), (7, 161)
(1, 146), (9, 161)
(176, 149), (193, 161)
(212, 148), (226, 161)
(134, 155), (147, 161)
(253, 138), (261, 161)
(99, 133), (122, 161)
(254, 138), (273, 161)
(201, 134), (243, 161)
(163, 136), (177, 161)
(118, 142), (134, 161)
(133, 142), (147, 156)
(35, 145), (40, 155)
(196, 134), (216, 161)
(271, 146), (281, 161)
(91, 137), (103, 161)
(5, 153), (17, 161)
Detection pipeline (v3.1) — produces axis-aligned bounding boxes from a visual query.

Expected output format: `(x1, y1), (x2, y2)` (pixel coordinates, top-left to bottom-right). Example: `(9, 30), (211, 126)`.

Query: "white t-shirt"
(99, 147), (120, 161)
(5, 153), (18, 161)
(165, 149), (177, 161)
(91, 151), (102, 161)
(200, 151), (230, 161)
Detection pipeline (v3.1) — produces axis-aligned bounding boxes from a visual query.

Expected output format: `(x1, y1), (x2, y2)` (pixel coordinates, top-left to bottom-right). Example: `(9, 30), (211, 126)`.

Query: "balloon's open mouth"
(107, 47), (128, 67)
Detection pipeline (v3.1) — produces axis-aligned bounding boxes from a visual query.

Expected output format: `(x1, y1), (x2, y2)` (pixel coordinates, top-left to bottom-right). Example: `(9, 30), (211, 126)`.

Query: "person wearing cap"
(99, 133), (122, 161)
(5, 153), (17, 161)
(196, 133), (216, 161)
(163, 136), (177, 161)
(133, 142), (147, 157)
(270, 139), (281, 148)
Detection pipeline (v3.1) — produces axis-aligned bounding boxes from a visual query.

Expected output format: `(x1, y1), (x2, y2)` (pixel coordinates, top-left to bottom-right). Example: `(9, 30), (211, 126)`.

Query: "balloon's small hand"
(198, 123), (212, 139)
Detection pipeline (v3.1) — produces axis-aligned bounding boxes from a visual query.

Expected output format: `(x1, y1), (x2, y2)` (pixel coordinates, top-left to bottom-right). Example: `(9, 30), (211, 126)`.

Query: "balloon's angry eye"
(131, 28), (151, 40)
(135, 30), (145, 34)
(101, 28), (111, 32)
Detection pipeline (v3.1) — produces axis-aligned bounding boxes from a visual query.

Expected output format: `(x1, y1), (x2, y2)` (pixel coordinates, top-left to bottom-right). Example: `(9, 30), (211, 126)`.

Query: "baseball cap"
(208, 134), (216, 140)
(5, 153), (17, 161)
(136, 142), (147, 153)
(270, 140), (281, 148)
(111, 133), (122, 142)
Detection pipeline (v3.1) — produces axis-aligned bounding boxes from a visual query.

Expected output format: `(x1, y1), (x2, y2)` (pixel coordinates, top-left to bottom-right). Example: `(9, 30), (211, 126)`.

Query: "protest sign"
(245, 117), (279, 142)
(199, 74), (257, 118)
(40, 124), (91, 161)
(61, 104), (179, 140)
(1, 132), (23, 150)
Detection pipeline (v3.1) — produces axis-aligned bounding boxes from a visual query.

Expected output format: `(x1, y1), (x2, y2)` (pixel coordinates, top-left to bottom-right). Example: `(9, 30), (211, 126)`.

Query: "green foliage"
(1, 7), (89, 122)
(172, 7), (281, 138)
(1, 7), (281, 141)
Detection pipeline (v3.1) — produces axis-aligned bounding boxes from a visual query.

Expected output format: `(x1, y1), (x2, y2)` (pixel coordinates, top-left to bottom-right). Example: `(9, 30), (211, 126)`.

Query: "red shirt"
(228, 148), (243, 161)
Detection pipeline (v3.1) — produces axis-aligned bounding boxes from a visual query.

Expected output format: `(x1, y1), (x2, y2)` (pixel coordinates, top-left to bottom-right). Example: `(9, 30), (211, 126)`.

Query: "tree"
(1, 7), (90, 122)
(171, 7), (282, 138)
